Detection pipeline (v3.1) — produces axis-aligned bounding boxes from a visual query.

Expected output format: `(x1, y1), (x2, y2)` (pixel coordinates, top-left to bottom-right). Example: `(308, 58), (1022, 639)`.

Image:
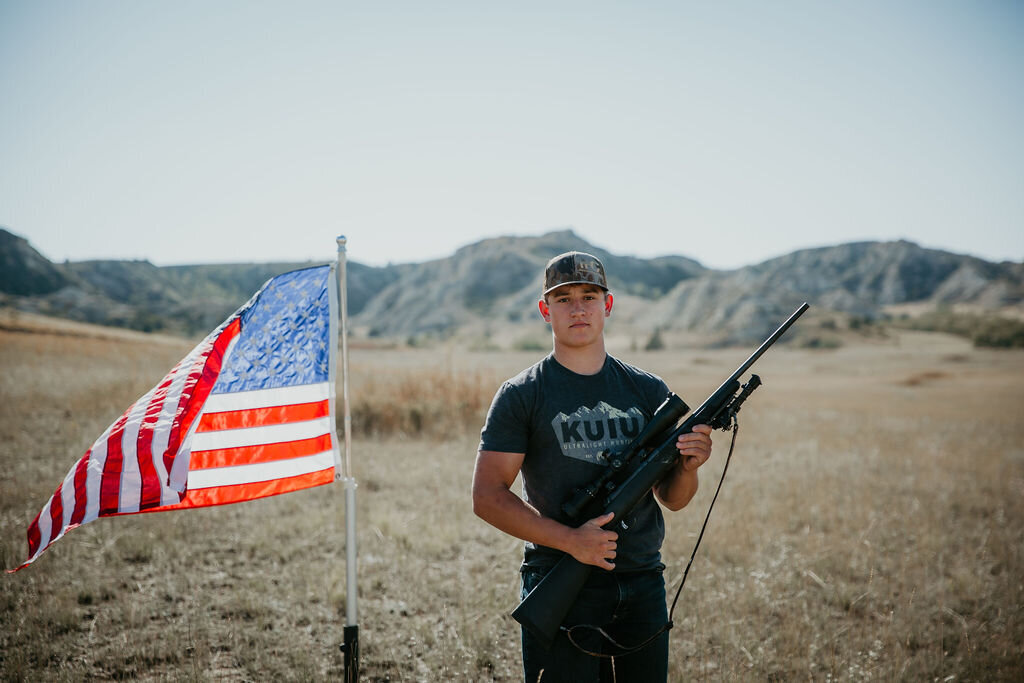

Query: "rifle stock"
(511, 303), (809, 648)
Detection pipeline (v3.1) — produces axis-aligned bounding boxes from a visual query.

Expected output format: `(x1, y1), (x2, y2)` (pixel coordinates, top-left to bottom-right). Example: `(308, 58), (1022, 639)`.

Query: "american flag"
(14, 264), (342, 571)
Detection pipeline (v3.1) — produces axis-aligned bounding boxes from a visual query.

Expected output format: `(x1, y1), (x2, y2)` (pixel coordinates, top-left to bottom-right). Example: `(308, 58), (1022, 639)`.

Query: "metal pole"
(336, 236), (359, 682)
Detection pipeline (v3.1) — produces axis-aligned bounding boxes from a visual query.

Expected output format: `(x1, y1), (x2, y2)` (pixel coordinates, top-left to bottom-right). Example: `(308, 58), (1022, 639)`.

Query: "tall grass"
(2, 325), (1022, 680)
(349, 365), (499, 439)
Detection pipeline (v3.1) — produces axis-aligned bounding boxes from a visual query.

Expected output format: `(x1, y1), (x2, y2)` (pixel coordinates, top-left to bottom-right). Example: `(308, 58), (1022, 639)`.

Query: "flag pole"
(336, 236), (360, 682)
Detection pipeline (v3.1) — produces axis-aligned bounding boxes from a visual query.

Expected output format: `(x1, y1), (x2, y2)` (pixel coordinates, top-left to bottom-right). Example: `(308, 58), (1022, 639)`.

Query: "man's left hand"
(676, 424), (712, 471)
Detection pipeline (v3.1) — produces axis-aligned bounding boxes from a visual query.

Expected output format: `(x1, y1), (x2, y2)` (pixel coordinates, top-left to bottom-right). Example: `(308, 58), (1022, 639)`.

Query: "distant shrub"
(896, 311), (1024, 348)
(801, 335), (842, 349)
(469, 338), (501, 352)
(971, 317), (1024, 348)
(128, 310), (166, 333)
(848, 315), (870, 330)
(644, 328), (666, 351)
(513, 337), (547, 351)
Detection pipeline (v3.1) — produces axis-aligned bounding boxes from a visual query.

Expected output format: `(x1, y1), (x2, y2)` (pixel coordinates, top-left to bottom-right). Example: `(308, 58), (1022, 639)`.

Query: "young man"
(473, 251), (713, 682)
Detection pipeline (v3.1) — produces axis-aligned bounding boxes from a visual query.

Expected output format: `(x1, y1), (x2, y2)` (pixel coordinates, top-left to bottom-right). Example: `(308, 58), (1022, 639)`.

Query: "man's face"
(538, 284), (613, 348)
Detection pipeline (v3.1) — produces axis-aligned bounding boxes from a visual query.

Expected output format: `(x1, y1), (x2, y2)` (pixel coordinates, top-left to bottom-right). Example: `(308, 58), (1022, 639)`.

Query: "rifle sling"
(563, 416), (741, 659)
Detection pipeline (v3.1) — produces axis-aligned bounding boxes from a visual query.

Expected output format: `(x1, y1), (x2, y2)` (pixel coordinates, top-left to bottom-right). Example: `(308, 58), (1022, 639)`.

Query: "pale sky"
(1, 1), (1021, 270)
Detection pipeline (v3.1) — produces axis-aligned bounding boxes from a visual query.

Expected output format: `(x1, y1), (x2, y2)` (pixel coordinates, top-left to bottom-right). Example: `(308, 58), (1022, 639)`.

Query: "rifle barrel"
(733, 302), (809, 379)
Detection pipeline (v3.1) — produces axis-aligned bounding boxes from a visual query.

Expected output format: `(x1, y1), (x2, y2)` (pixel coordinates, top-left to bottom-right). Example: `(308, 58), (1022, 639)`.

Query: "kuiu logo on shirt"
(551, 402), (646, 464)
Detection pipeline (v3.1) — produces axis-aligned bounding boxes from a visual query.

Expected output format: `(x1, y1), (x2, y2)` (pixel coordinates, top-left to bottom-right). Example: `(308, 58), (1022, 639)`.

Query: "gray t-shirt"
(478, 353), (671, 571)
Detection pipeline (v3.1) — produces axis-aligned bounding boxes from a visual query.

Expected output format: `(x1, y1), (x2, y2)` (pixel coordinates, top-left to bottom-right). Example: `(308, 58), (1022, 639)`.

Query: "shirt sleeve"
(651, 377), (672, 414)
(478, 381), (530, 454)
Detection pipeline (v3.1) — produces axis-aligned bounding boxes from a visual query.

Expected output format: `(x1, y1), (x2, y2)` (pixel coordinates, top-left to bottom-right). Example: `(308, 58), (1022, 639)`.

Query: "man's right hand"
(567, 512), (618, 570)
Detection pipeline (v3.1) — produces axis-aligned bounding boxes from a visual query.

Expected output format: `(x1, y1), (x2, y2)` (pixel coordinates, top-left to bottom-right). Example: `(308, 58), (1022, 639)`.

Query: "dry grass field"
(2, 315), (1023, 681)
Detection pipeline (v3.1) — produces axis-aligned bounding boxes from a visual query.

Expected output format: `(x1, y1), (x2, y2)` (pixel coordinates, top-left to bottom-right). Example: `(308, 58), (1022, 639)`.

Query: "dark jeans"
(520, 565), (670, 683)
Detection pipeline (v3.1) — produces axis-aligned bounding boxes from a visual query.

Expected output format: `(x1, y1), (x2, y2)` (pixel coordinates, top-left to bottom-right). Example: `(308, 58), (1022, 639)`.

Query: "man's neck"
(552, 340), (607, 376)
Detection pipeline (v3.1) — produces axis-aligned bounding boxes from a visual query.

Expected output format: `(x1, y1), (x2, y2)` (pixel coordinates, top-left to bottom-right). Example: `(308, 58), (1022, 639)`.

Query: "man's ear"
(605, 292), (614, 317)
(538, 298), (551, 323)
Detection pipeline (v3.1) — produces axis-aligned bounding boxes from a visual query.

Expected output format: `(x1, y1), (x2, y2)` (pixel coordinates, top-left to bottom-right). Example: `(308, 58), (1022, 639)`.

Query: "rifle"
(511, 302), (809, 648)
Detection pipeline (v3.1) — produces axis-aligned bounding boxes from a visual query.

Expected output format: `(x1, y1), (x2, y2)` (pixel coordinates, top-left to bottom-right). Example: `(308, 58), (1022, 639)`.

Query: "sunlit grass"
(2, 323), (1022, 680)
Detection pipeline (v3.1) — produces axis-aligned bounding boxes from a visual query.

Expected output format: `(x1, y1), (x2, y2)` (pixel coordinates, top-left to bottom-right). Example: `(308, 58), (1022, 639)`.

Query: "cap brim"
(542, 280), (609, 296)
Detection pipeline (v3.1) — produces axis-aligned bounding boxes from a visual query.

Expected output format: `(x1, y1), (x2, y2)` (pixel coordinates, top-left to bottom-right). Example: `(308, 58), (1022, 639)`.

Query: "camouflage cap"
(542, 251), (609, 296)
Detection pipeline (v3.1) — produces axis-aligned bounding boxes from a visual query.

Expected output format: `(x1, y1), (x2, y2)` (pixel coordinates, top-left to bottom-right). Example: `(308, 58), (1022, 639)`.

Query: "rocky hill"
(0, 229), (71, 296)
(350, 229), (705, 340)
(1, 226), (1021, 346)
(631, 240), (1024, 344)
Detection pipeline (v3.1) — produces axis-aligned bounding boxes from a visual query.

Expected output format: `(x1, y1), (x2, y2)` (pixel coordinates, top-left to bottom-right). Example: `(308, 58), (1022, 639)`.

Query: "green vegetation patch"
(896, 310), (1024, 348)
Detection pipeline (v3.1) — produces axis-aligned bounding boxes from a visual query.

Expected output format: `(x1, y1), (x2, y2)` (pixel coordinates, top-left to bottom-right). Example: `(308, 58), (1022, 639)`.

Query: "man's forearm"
(656, 424), (712, 510)
(474, 485), (620, 570)
(654, 464), (699, 511)
(473, 486), (575, 552)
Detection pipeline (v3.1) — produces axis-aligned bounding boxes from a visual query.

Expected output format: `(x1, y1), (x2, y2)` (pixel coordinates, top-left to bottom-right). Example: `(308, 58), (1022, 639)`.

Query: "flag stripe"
(26, 503), (48, 561)
(69, 454), (90, 527)
(186, 449), (336, 489)
(204, 383), (330, 412)
(189, 433), (334, 470)
(26, 511), (42, 560)
(46, 485), (64, 555)
(100, 412), (132, 516)
(84, 438), (107, 528)
(59, 469), (76, 530)
(190, 416), (333, 451)
(153, 468), (336, 511)
(137, 375), (174, 510)
(198, 400), (329, 431)
(118, 397), (146, 514)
